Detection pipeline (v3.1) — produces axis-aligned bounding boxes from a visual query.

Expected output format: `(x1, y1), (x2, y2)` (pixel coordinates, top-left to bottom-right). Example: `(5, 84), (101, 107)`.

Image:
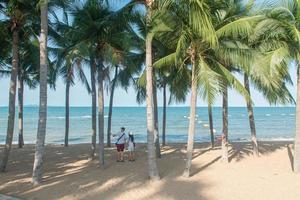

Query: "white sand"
(0, 141), (299, 200)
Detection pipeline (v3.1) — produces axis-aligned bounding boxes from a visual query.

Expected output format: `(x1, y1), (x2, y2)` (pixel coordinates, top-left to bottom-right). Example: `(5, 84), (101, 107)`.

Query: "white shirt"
(114, 131), (127, 144)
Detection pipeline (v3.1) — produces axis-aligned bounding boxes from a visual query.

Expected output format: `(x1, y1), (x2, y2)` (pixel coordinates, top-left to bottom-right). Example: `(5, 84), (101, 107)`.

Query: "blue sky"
(0, 65), (297, 107)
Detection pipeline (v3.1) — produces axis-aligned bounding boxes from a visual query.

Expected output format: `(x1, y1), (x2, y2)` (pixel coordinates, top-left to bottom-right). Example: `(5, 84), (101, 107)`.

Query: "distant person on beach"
(112, 127), (128, 162)
(127, 131), (136, 161)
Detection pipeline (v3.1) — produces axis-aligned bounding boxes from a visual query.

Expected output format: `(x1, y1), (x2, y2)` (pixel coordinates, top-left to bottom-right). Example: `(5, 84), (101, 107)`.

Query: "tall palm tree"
(52, 11), (91, 147)
(252, 0), (300, 171)
(32, 0), (48, 185)
(0, 0), (27, 171)
(72, 0), (137, 165)
(208, 104), (214, 148)
(145, 0), (160, 180)
(17, 36), (40, 148)
(233, 0), (295, 157)
(154, 0), (252, 174)
(107, 65), (118, 147)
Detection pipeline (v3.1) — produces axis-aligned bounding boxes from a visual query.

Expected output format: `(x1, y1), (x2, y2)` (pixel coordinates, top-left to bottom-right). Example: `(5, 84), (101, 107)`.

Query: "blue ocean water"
(0, 106), (296, 144)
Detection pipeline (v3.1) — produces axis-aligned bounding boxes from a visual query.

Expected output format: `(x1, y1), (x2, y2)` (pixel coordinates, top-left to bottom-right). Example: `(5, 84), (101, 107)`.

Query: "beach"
(1, 141), (299, 200)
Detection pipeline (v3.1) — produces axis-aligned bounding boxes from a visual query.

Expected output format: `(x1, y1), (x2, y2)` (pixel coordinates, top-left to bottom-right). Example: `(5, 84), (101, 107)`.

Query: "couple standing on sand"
(112, 127), (135, 162)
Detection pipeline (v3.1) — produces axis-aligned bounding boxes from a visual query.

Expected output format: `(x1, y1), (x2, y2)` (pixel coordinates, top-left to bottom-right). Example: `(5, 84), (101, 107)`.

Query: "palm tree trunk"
(294, 64), (300, 173)
(98, 69), (105, 167)
(0, 28), (19, 172)
(145, 2), (160, 180)
(153, 82), (161, 158)
(208, 105), (214, 149)
(18, 70), (24, 148)
(183, 59), (197, 178)
(162, 83), (167, 146)
(64, 80), (70, 147)
(32, 2), (48, 185)
(221, 85), (229, 163)
(244, 74), (259, 157)
(107, 66), (118, 147)
(90, 59), (97, 159)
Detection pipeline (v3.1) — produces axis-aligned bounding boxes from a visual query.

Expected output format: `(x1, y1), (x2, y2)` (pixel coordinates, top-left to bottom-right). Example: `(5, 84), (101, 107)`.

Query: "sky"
(0, 65), (297, 107)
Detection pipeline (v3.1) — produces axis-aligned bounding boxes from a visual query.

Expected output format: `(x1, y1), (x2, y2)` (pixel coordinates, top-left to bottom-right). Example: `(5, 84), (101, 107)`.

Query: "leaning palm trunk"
(153, 82), (161, 158)
(107, 66), (118, 147)
(162, 83), (167, 146)
(208, 105), (214, 149)
(0, 28), (19, 171)
(244, 74), (259, 157)
(183, 59), (197, 178)
(64, 80), (70, 147)
(98, 69), (105, 167)
(90, 59), (97, 159)
(32, 2), (48, 185)
(294, 64), (300, 173)
(145, 4), (160, 180)
(18, 70), (24, 148)
(221, 85), (229, 163)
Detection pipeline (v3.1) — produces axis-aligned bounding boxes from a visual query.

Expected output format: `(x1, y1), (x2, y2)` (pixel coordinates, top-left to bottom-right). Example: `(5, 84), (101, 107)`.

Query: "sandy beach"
(0, 141), (299, 200)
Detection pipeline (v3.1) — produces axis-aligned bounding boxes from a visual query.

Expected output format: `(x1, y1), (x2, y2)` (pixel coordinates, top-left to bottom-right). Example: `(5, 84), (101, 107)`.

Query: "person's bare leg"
(117, 151), (121, 161)
(120, 151), (124, 161)
(129, 152), (132, 161)
(132, 152), (135, 161)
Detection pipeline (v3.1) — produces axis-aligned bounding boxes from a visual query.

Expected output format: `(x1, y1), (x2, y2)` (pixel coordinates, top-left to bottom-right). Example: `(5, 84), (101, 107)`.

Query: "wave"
(265, 114), (271, 116)
(258, 137), (294, 142)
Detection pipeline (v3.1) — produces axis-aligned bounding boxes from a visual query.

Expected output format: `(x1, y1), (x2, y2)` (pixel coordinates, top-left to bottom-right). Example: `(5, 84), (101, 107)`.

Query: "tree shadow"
(228, 141), (292, 163)
(0, 141), (293, 200)
(0, 144), (210, 200)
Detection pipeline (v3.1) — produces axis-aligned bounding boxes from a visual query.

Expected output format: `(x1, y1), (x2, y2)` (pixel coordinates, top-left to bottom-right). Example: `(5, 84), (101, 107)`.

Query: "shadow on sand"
(0, 141), (293, 200)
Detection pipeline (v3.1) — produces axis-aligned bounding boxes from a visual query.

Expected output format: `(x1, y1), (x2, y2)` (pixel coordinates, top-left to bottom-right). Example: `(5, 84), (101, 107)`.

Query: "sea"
(0, 106), (296, 144)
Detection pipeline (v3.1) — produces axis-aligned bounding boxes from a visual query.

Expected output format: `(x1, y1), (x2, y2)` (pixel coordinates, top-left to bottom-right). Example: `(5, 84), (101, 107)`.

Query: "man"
(112, 127), (128, 162)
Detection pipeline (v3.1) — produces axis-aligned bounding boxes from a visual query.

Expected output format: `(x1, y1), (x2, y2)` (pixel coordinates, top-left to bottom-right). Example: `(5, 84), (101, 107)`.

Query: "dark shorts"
(116, 144), (125, 152)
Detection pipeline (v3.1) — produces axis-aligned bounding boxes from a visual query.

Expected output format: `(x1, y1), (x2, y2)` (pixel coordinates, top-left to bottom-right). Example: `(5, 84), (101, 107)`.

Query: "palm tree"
(154, 0), (253, 174)
(252, 0), (300, 170)
(208, 104), (214, 148)
(0, 0), (24, 171)
(72, 0), (137, 165)
(52, 11), (91, 147)
(244, 73), (259, 155)
(145, 0), (160, 180)
(107, 65), (118, 147)
(18, 37), (40, 148)
(32, 0), (48, 185)
(221, 85), (229, 162)
(90, 54), (97, 159)
(153, 72), (161, 158)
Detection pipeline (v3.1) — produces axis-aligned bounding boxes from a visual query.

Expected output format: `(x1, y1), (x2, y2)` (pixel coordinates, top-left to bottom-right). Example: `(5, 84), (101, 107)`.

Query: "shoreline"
(0, 138), (295, 146)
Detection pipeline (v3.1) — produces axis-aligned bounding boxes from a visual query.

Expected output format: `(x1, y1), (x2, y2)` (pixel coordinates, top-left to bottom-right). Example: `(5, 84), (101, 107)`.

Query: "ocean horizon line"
(0, 105), (296, 108)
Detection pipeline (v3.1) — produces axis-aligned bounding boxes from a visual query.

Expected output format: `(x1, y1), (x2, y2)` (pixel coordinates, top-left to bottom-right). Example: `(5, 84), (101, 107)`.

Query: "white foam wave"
(266, 114), (271, 116)
(203, 124), (209, 128)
